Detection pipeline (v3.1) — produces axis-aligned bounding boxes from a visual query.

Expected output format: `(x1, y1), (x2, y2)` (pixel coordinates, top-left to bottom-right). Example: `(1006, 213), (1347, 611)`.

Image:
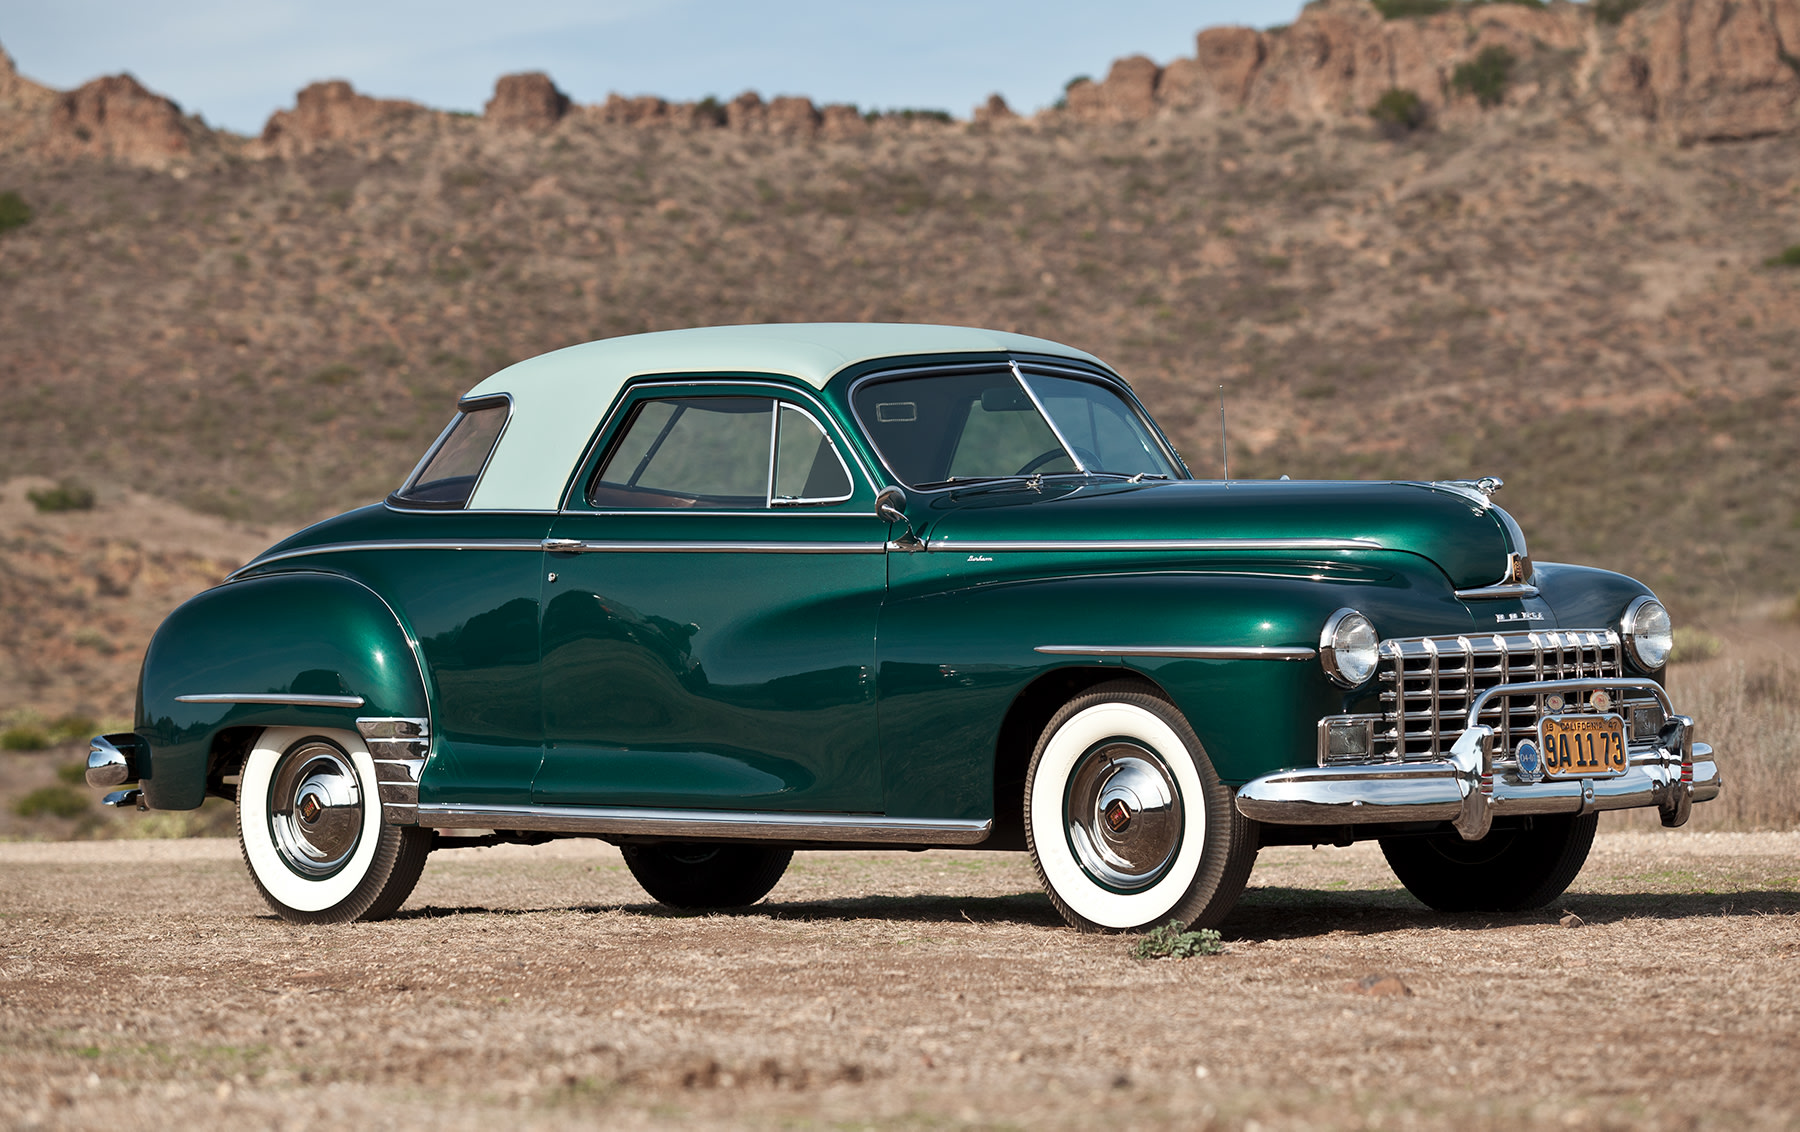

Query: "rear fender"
(133, 571), (428, 811)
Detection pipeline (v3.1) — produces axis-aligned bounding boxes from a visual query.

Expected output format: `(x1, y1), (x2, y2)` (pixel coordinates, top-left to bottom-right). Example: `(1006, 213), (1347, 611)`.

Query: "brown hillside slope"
(0, 12), (1795, 699)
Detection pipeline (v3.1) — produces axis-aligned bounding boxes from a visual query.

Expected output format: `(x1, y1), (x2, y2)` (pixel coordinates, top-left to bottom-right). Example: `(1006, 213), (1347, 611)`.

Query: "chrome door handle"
(541, 538), (584, 552)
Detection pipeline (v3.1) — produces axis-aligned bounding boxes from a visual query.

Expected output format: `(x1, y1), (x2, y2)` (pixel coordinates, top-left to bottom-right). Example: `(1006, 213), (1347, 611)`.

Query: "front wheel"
(1379, 812), (1598, 913)
(237, 727), (431, 924)
(1025, 680), (1257, 932)
(621, 842), (792, 909)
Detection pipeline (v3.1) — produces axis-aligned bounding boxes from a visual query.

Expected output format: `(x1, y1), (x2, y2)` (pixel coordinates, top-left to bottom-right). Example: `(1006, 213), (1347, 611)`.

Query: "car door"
(533, 381), (889, 812)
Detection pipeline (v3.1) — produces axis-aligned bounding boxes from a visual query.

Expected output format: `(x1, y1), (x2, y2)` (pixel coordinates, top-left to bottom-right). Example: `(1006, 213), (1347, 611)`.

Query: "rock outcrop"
(258, 80), (424, 157)
(1600, 0), (1800, 143)
(484, 72), (569, 131)
(1054, 0), (1798, 141)
(4, 0), (1797, 168)
(1, 42), (197, 166)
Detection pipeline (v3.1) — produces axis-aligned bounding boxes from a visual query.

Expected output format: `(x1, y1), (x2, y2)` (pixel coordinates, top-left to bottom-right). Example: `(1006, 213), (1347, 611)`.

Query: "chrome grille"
(1376, 630), (1623, 761)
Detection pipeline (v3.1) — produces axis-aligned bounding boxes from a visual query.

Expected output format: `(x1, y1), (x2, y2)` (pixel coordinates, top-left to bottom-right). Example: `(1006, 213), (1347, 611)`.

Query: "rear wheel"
(1379, 812), (1598, 913)
(1025, 680), (1257, 932)
(621, 842), (792, 909)
(237, 727), (431, 924)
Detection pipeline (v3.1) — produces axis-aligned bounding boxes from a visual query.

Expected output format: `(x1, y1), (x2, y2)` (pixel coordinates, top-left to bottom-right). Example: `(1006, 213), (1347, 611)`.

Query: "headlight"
(1622, 596), (1673, 669)
(1321, 609), (1379, 688)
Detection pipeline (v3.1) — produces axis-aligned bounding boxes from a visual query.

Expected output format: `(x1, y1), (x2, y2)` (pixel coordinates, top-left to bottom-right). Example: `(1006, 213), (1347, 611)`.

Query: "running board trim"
(413, 803), (993, 845)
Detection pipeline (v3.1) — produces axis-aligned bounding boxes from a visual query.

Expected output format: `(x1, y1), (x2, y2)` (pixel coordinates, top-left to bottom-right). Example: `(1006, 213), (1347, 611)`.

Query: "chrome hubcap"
(269, 741), (363, 876)
(1066, 741), (1183, 891)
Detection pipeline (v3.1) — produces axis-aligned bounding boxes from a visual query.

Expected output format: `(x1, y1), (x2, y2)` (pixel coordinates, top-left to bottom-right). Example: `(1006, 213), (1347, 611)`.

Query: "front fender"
(134, 571), (428, 810)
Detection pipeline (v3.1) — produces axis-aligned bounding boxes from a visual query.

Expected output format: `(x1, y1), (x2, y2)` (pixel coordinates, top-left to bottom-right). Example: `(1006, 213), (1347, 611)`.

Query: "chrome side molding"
(414, 803), (992, 846)
(175, 693), (368, 708)
(1034, 645), (1317, 661)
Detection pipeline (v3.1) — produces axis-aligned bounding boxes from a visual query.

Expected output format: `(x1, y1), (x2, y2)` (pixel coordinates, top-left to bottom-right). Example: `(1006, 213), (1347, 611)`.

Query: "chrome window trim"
(389, 393), (514, 510)
(771, 402), (856, 507)
(1009, 358), (1087, 473)
(175, 692), (368, 707)
(561, 377), (878, 513)
(847, 356), (1190, 491)
(1035, 645), (1316, 660)
(1012, 357), (1188, 478)
(415, 803), (993, 845)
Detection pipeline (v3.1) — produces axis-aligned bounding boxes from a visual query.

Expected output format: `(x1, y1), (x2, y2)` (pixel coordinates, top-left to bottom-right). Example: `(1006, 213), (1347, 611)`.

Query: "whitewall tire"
(237, 727), (431, 924)
(1025, 681), (1257, 932)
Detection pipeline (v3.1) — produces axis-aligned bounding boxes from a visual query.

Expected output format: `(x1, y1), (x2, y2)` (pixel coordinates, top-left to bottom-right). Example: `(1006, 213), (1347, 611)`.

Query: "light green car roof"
(463, 323), (1108, 511)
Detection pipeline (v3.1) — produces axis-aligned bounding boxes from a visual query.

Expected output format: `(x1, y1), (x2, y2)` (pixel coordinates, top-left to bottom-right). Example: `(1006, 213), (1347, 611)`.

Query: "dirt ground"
(3, 829), (1798, 1130)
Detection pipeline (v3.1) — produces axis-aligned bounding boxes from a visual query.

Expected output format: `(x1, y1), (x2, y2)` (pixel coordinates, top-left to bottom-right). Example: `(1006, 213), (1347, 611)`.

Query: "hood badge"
(1496, 610), (1546, 623)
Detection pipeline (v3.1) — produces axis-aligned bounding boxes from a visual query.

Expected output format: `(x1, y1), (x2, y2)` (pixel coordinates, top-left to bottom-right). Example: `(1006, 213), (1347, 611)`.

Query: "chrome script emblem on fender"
(1495, 611), (1546, 623)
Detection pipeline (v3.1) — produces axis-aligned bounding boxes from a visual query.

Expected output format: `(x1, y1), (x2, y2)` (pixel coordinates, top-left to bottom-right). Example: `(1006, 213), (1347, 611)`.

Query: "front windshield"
(852, 367), (1180, 488)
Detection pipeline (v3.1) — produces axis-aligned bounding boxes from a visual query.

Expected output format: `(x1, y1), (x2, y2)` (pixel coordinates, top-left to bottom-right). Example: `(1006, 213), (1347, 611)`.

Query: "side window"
(773, 404), (852, 504)
(590, 397), (772, 509)
(392, 400), (509, 508)
(587, 394), (857, 510)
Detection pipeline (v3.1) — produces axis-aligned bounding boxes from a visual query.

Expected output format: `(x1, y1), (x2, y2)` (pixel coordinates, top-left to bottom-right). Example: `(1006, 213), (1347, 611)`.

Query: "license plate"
(1539, 713), (1627, 778)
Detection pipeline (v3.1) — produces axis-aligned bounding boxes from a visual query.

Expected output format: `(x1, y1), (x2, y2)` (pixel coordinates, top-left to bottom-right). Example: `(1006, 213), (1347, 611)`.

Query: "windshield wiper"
(911, 475), (1022, 490)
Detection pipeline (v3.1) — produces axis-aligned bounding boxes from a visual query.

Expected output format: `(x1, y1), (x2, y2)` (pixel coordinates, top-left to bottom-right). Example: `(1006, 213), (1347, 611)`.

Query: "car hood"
(916, 479), (1521, 590)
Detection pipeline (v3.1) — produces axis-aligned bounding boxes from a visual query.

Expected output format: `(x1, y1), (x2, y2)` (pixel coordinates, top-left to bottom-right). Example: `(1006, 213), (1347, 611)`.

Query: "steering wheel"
(1014, 447), (1100, 476)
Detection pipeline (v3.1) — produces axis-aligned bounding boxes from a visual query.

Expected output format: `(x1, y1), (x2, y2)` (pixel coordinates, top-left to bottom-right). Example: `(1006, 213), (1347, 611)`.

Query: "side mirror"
(875, 486), (908, 525)
(875, 486), (923, 551)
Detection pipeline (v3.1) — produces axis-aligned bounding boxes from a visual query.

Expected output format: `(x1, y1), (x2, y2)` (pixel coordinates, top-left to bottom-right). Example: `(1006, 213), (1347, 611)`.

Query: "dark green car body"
(111, 324), (1710, 859)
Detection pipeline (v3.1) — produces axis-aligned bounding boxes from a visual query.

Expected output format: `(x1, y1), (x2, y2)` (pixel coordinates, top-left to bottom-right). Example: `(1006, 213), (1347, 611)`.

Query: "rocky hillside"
(0, 0), (1797, 731)
(4, 0), (1799, 163)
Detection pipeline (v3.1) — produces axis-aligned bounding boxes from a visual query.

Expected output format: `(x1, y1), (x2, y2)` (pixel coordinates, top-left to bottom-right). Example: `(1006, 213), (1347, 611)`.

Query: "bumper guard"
(1236, 678), (1720, 840)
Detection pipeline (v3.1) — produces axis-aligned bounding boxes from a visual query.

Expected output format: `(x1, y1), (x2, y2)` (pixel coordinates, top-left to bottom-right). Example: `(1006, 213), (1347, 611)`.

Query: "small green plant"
(57, 761), (89, 786)
(27, 480), (96, 512)
(1765, 245), (1800, 269)
(1453, 47), (1516, 108)
(1592, 0), (1648, 23)
(1369, 88), (1429, 136)
(14, 785), (89, 818)
(52, 714), (97, 744)
(1131, 920), (1224, 959)
(1372, 0), (1452, 17)
(0, 190), (32, 233)
(309, 363), (358, 387)
(2, 727), (51, 751)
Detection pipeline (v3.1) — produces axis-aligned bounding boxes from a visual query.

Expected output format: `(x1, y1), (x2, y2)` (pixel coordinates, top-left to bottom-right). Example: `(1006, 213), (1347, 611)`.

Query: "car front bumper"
(1236, 679), (1719, 840)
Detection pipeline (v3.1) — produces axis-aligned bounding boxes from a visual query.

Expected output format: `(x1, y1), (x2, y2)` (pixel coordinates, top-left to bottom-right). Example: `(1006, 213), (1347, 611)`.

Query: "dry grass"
(1666, 658), (1800, 830)
(3, 834), (1797, 1130)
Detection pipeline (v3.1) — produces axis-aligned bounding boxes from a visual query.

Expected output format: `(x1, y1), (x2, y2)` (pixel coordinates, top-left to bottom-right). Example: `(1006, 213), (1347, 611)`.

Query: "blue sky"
(1, 1), (1304, 134)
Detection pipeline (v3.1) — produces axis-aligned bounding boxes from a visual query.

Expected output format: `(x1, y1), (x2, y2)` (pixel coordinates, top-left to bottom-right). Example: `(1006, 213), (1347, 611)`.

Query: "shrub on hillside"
(1370, 88), (1430, 136)
(1373, 0), (1542, 17)
(1592, 0), (1648, 24)
(1765, 244), (1800, 269)
(0, 190), (31, 234)
(1453, 47), (1516, 108)
(2, 727), (50, 751)
(14, 785), (88, 819)
(27, 480), (96, 512)
(1372, 0), (1452, 17)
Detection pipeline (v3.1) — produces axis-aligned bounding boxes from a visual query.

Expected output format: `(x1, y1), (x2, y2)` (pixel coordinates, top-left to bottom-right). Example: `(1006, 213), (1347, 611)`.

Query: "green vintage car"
(87, 323), (1718, 929)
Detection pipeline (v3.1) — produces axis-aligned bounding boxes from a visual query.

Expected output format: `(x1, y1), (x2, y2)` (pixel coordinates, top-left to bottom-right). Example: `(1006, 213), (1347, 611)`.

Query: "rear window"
(391, 400), (509, 508)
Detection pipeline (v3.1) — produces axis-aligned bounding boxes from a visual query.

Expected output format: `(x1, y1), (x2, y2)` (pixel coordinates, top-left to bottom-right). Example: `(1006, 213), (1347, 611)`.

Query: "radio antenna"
(1218, 384), (1229, 482)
